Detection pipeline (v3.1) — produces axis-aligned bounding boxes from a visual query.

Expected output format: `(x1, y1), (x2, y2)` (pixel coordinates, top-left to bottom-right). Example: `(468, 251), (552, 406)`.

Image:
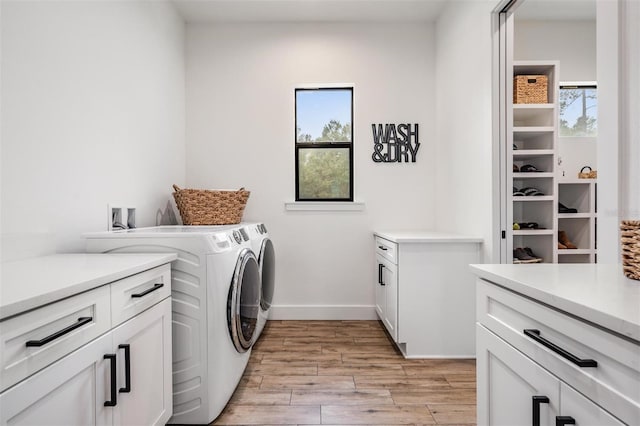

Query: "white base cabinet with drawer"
(374, 232), (482, 358)
(0, 255), (175, 426)
(473, 266), (640, 426)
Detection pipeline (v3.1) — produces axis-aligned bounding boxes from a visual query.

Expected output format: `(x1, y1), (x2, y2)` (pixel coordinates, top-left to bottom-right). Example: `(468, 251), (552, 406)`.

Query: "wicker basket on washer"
(621, 220), (640, 280)
(172, 184), (250, 225)
(513, 75), (548, 104)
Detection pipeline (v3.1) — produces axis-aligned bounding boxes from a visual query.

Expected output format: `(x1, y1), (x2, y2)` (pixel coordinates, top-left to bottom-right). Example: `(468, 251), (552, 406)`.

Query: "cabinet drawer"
(0, 285), (111, 392)
(111, 264), (171, 327)
(375, 237), (397, 264)
(477, 279), (640, 425)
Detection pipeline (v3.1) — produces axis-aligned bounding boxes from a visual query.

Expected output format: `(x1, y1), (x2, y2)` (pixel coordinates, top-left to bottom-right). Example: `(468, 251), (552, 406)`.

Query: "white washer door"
(228, 248), (260, 352)
(259, 238), (275, 312)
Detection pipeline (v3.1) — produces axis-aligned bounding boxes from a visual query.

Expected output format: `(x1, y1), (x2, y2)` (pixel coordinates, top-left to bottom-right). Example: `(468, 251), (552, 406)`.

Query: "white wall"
(186, 23), (436, 319)
(596, 0), (620, 263)
(514, 20), (597, 178)
(435, 1), (495, 261)
(514, 20), (596, 81)
(1, 0), (185, 261)
(620, 0), (640, 221)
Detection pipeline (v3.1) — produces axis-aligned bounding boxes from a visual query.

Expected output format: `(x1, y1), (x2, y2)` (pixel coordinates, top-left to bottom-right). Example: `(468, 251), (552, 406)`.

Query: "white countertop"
(470, 263), (640, 342)
(375, 230), (483, 244)
(0, 253), (177, 320)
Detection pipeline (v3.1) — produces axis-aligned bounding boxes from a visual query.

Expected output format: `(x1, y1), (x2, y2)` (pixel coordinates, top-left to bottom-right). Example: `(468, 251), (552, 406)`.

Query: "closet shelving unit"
(509, 61), (559, 263)
(557, 179), (597, 263)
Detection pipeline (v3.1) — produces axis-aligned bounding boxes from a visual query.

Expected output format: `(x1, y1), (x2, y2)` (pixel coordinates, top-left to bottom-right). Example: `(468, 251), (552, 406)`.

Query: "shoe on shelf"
(558, 241), (567, 249)
(513, 187), (525, 196)
(518, 222), (540, 229)
(513, 247), (543, 264)
(558, 230), (577, 249)
(521, 187), (545, 196)
(558, 202), (578, 213)
(513, 164), (520, 172)
(513, 223), (520, 230)
(523, 247), (543, 261)
(520, 164), (543, 173)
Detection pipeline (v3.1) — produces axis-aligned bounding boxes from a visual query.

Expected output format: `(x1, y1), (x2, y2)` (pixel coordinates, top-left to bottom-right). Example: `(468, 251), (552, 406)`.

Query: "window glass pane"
(559, 87), (597, 137)
(298, 148), (350, 199)
(296, 89), (352, 142)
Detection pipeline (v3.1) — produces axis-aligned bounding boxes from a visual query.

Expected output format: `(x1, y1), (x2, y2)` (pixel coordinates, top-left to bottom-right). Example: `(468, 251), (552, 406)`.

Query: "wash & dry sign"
(371, 123), (420, 163)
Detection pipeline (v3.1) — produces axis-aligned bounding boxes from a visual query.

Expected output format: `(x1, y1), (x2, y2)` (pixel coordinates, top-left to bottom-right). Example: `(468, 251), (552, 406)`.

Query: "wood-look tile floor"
(211, 320), (476, 425)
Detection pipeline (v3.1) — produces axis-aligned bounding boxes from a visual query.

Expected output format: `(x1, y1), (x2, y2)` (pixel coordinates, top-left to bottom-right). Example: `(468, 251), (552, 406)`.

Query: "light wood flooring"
(211, 320), (476, 425)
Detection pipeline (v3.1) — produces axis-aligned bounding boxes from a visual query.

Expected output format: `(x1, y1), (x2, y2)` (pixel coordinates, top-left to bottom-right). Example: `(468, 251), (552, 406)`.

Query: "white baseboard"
(268, 304), (378, 320)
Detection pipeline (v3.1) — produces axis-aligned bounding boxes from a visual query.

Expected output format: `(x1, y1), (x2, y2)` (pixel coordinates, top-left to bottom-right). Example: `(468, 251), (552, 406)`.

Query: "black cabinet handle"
(378, 264), (385, 286)
(378, 245), (388, 251)
(131, 283), (163, 298)
(524, 329), (597, 368)
(26, 317), (93, 347)
(532, 395), (549, 426)
(104, 354), (117, 407)
(556, 416), (576, 426)
(119, 344), (131, 393)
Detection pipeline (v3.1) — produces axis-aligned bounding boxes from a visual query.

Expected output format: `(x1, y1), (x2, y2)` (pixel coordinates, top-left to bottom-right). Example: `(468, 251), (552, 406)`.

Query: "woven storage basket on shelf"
(172, 184), (250, 225)
(513, 75), (548, 104)
(621, 220), (640, 280)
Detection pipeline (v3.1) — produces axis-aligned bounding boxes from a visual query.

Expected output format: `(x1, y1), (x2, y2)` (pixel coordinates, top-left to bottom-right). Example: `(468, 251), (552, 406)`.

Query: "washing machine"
(85, 225), (260, 424)
(244, 222), (275, 339)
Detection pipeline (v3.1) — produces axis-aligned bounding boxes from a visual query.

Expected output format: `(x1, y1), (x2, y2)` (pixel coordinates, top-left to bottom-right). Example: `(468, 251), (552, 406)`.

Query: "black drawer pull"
(556, 416), (576, 426)
(119, 344), (131, 393)
(524, 329), (597, 368)
(131, 283), (163, 298)
(26, 316), (93, 347)
(378, 245), (388, 251)
(532, 395), (549, 426)
(104, 354), (117, 407)
(378, 263), (385, 286)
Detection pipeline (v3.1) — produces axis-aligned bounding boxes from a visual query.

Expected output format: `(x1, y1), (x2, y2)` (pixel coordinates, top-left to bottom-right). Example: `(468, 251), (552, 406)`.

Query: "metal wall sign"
(371, 123), (420, 163)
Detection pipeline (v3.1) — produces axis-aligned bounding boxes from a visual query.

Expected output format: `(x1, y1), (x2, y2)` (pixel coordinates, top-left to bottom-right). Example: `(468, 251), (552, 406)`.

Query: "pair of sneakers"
(513, 247), (543, 263)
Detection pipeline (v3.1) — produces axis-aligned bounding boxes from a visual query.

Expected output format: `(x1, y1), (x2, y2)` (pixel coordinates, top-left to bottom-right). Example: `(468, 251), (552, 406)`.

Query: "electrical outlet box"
(108, 205), (136, 231)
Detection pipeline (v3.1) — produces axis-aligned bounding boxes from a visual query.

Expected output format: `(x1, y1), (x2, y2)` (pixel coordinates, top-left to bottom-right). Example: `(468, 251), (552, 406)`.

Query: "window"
(295, 87), (353, 201)
(559, 84), (597, 137)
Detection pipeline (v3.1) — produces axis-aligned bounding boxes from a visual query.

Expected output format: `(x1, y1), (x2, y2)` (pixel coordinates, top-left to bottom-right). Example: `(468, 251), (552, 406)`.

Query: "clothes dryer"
(244, 223), (275, 339)
(85, 226), (260, 424)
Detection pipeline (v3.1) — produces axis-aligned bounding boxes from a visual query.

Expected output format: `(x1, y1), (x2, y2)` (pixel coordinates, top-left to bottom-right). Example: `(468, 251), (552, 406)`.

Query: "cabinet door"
(0, 332), (113, 426)
(374, 254), (386, 320)
(380, 257), (398, 342)
(111, 298), (172, 426)
(560, 383), (626, 426)
(477, 324), (560, 426)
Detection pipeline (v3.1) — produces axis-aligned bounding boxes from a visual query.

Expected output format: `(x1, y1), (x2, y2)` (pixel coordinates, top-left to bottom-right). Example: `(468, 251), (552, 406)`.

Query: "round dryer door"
(228, 248), (260, 352)
(259, 238), (275, 312)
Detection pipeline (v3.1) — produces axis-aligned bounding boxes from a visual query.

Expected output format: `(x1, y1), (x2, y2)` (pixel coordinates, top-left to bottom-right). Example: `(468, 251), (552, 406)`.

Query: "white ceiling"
(171, 0), (449, 23)
(170, 0), (597, 24)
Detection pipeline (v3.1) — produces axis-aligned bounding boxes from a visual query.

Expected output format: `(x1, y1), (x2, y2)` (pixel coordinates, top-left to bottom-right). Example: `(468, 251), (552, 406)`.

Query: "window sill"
(284, 201), (365, 211)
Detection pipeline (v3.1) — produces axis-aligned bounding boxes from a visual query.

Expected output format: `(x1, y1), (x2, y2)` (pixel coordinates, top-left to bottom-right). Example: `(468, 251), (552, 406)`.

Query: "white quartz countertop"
(470, 263), (640, 342)
(375, 230), (483, 244)
(0, 253), (177, 320)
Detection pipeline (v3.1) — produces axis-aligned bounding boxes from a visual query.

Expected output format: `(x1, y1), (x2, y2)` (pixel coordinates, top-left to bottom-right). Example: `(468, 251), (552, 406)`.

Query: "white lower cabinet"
(476, 277), (638, 426)
(374, 233), (482, 357)
(0, 261), (173, 426)
(0, 299), (172, 426)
